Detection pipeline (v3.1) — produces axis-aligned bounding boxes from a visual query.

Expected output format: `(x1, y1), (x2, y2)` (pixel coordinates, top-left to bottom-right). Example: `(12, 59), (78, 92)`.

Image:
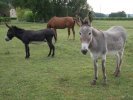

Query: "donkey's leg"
(46, 38), (54, 57)
(49, 37), (55, 57)
(68, 28), (70, 39)
(114, 51), (123, 77)
(91, 59), (98, 85)
(114, 53), (120, 77)
(118, 51), (124, 72)
(25, 44), (30, 59)
(72, 27), (75, 40)
(51, 44), (55, 57)
(47, 42), (52, 57)
(102, 55), (107, 84)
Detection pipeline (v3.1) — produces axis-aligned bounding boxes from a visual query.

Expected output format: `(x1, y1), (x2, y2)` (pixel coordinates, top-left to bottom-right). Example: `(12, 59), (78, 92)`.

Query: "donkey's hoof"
(91, 80), (96, 85)
(114, 71), (120, 77)
(115, 73), (120, 77)
(102, 80), (107, 86)
(25, 57), (30, 59)
(47, 55), (50, 57)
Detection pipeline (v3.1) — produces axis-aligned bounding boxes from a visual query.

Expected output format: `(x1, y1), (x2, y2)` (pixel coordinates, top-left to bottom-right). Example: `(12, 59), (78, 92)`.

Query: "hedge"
(94, 17), (133, 20)
(0, 17), (11, 23)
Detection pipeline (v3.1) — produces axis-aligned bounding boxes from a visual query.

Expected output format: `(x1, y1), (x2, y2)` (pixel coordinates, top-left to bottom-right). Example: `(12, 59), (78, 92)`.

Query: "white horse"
(79, 19), (127, 85)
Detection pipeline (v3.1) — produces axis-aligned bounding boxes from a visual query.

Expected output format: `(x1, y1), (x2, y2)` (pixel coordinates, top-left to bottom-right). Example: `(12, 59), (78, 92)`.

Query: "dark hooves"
(25, 57), (30, 59)
(47, 55), (54, 57)
(114, 71), (120, 77)
(91, 80), (96, 85)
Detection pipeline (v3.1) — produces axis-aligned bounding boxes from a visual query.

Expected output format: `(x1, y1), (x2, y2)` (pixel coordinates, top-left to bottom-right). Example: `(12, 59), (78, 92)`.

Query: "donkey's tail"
(52, 28), (57, 43)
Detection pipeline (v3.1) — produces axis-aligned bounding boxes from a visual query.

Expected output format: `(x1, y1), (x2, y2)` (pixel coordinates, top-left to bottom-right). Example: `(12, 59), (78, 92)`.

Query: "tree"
(109, 11), (126, 17)
(11, 0), (92, 22)
(94, 12), (107, 17)
(0, 1), (10, 17)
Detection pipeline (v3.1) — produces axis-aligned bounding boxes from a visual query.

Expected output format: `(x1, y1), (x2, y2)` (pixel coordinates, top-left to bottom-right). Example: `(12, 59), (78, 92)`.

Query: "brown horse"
(47, 16), (79, 40)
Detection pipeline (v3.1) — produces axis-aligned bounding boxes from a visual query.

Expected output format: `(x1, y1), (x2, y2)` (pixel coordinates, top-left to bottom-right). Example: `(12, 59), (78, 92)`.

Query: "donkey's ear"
(83, 17), (91, 26)
(5, 23), (11, 28)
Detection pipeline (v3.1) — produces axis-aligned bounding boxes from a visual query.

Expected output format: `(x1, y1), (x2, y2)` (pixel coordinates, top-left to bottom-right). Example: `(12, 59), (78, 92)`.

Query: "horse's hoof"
(91, 80), (96, 85)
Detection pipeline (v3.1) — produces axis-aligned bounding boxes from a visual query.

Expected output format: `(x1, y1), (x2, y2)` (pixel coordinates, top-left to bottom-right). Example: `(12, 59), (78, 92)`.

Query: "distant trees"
(109, 11), (126, 17)
(0, 1), (10, 16)
(94, 12), (107, 17)
(11, 0), (92, 22)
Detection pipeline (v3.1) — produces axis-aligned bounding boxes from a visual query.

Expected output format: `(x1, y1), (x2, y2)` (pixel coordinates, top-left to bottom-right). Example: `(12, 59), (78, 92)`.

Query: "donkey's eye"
(89, 33), (91, 35)
(79, 32), (81, 35)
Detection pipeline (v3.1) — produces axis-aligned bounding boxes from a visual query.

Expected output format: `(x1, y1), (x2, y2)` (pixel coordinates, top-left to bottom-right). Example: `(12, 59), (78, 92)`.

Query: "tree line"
(0, 0), (92, 22)
(94, 11), (127, 18)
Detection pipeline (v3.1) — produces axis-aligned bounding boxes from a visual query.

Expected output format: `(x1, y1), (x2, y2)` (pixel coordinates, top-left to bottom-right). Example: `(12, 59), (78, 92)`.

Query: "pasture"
(0, 20), (133, 100)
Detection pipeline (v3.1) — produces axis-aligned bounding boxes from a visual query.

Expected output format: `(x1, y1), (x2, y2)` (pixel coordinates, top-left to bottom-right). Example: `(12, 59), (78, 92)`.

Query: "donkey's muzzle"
(5, 37), (10, 41)
(81, 49), (88, 55)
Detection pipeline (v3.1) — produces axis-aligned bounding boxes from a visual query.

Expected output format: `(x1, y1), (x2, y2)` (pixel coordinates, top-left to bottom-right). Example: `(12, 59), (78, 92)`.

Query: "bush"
(94, 17), (133, 20)
(0, 17), (11, 24)
(24, 11), (34, 22)
(16, 7), (25, 21)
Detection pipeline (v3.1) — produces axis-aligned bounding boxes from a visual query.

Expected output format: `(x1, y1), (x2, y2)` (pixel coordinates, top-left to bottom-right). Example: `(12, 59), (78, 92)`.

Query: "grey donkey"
(79, 19), (127, 85)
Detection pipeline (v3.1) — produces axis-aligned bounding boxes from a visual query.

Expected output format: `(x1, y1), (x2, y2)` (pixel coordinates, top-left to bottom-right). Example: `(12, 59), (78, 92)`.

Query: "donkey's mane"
(91, 27), (103, 37)
(12, 26), (25, 34)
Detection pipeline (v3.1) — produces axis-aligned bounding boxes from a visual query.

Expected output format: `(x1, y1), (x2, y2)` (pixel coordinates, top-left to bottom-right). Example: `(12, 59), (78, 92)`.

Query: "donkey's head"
(79, 17), (92, 55)
(5, 23), (16, 41)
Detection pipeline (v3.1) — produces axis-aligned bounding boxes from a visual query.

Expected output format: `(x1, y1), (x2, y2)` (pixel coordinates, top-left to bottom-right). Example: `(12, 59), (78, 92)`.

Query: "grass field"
(0, 20), (133, 100)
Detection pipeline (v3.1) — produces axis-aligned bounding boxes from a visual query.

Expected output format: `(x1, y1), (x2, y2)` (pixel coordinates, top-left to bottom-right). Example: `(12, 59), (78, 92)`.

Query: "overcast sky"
(87, 0), (133, 14)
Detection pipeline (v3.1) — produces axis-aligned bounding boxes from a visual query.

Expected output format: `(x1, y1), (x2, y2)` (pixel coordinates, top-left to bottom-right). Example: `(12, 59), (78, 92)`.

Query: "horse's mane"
(12, 26), (25, 34)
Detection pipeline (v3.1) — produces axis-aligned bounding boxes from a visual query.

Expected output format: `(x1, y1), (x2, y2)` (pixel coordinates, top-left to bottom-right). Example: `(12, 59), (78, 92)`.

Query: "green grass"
(0, 20), (133, 100)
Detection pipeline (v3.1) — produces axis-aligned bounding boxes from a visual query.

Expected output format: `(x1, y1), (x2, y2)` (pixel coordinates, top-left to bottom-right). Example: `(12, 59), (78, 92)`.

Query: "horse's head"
(5, 23), (16, 41)
(79, 18), (92, 55)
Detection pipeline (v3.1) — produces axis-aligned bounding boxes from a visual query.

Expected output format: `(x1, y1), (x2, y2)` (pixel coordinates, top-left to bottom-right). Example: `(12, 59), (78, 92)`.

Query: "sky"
(87, 0), (133, 14)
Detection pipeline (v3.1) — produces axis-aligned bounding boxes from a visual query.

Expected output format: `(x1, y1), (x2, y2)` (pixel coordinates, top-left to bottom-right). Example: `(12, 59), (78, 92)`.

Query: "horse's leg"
(102, 54), (107, 85)
(54, 28), (57, 40)
(91, 59), (98, 85)
(72, 27), (75, 40)
(25, 44), (30, 59)
(68, 28), (70, 39)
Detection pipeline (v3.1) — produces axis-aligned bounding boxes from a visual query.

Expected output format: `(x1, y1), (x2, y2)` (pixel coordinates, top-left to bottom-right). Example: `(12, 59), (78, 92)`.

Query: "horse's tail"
(73, 17), (80, 26)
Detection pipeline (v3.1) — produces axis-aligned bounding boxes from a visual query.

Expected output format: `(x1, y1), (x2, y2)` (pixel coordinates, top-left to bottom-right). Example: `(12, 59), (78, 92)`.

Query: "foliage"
(16, 7), (25, 21)
(109, 11), (126, 17)
(24, 11), (34, 22)
(94, 12), (107, 18)
(94, 17), (133, 20)
(12, 0), (92, 22)
(0, 17), (11, 24)
(0, 20), (133, 100)
(0, 1), (10, 17)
